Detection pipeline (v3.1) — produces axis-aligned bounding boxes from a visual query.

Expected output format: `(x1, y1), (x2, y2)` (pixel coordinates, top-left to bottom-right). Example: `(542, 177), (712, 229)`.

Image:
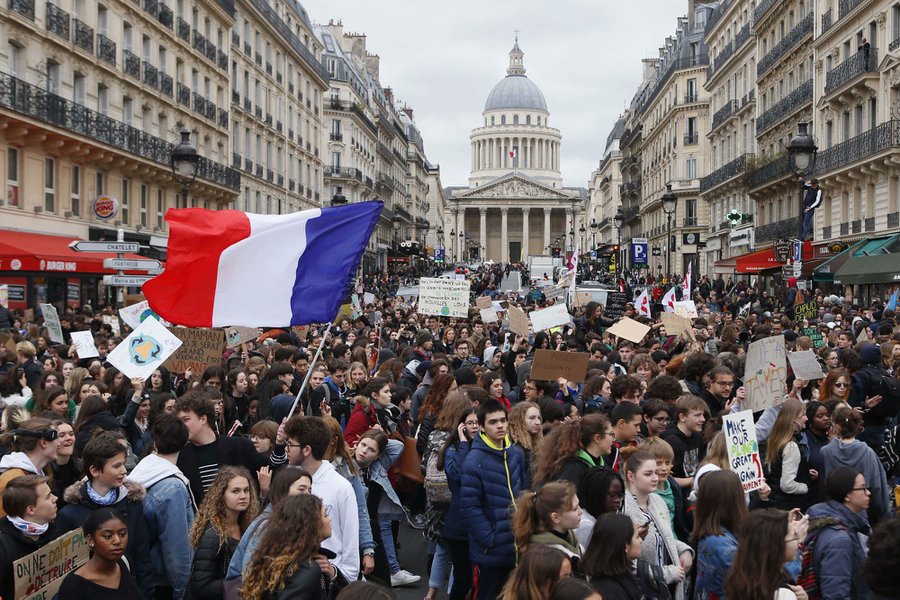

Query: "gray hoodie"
(821, 438), (890, 521)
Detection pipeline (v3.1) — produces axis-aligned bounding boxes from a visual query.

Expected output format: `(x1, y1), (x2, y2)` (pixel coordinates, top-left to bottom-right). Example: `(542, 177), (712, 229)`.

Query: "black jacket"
(74, 410), (124, 458)
(187, 524), (238, 600)
(590, 573), (642, 600)
(176, 434), (268, 505)
(262, 549), (348, 600)
(0, 518), (57, 600)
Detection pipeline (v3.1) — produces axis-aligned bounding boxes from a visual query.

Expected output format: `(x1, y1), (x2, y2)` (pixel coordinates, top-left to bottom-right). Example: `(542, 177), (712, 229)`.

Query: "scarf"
(86, 482), (120, 506)
(7, 515), (49, 536)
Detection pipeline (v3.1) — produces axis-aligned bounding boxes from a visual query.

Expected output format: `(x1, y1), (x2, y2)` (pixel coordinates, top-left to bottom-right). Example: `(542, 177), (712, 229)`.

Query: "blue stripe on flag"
(290, 201), (383, 325)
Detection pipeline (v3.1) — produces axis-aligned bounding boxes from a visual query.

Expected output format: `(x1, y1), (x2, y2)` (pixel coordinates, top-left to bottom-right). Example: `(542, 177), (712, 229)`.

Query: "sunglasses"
(834, 382), (850, 388)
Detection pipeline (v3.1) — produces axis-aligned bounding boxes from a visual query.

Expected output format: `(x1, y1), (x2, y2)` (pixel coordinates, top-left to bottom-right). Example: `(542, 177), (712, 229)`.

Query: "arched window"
(513, 115), (519, 125)
(491, 116), (495, 125)
(501, 115), (506, 125)
(526, 115), (531, 125)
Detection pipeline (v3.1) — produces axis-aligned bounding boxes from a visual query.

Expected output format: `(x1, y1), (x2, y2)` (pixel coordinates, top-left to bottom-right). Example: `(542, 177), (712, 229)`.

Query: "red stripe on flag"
(143, 208), (251, 326)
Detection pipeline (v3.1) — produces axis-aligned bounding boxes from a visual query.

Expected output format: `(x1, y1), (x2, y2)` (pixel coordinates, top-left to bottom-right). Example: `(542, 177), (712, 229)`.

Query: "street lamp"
(787, 122), (818, 240)
(613, 208), (624, 281)
(589, 219), (598, 249)
(437, 225), (444, 263)
(579, 224), (586, 252)
(170, 129), (199, 207)
(662, 183), (678, 279)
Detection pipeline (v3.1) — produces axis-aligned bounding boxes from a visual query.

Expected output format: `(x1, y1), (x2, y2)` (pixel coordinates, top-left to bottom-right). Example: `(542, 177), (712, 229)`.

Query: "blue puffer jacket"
(443, 439), (471, 541)
(460, 433), (526, 568)
(805, 500), (870, 600)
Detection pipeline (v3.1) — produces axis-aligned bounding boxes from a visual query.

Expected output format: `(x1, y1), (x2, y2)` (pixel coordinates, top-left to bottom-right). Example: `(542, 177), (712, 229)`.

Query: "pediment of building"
(453, 173), (574, 201)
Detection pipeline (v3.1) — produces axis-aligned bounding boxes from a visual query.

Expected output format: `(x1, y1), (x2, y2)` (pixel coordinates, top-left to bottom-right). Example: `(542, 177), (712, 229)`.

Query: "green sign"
(802, 326), (825, 348)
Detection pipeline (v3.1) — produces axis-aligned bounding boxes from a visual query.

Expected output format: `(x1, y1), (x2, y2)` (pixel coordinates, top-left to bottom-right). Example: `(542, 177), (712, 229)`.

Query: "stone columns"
(500, 207), (509, 263)
(544, 207), (552, 250)
(522, 207), (530, 259)
(479, 207), (487, 257)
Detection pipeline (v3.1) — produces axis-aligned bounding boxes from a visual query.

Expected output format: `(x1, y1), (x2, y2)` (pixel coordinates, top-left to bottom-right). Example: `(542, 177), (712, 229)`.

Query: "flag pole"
(286, 320), (335, 420)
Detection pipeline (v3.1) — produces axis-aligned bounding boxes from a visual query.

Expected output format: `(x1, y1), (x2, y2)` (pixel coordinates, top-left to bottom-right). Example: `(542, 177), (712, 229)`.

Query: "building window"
(685, 157), (697, 179)
(7, 148), (19, 207)
(123, 97), (133, 126)
(526, 115), (531, 125)
(73, 72), (85, 104)
(97, 5), (108, 35)
(140, 183), (148, 227)
(44, 158), (56, 212)
(98, 84), (109, 115)
(255, 190), (261, 213)
(156, 188), (164, 229)
(71, 165), (81, 216)
(331, 151), (340, 168)
(46, 61), (60, 95)
(500, 115), (506, 125)
(513, 115), (519, 125)
(122, 179), (130, 223)
(95, 171), (104, 196)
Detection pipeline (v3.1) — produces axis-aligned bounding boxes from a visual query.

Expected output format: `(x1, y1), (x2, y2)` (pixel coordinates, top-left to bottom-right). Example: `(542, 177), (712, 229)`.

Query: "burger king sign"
(93, 195), (119, 220)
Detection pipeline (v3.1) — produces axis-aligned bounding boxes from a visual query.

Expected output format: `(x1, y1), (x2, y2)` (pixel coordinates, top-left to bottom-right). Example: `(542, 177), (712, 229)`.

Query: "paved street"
(383, 522), (437, 600)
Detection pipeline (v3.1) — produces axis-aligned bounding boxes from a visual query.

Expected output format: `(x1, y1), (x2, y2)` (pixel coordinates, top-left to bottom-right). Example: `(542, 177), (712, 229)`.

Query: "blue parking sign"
(631, 239), (648, 264)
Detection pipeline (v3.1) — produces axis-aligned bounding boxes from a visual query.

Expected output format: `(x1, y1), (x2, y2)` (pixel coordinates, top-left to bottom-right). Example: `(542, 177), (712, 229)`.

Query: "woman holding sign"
(766, 399), (818, 511)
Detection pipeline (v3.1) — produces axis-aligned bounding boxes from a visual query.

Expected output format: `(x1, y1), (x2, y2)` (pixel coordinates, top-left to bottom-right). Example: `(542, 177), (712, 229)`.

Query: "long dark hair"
(692, 470), (747, 543)
(581, 513), (635, 577)
(723, 508), (790, 600)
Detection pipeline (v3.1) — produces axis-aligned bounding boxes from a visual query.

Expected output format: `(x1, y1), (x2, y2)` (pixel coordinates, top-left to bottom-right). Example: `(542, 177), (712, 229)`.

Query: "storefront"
(0, 230), (151, 310)
(832, 235), (900, 305)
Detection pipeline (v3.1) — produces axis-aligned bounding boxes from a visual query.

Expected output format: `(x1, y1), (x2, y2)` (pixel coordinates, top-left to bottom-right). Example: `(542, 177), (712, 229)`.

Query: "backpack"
(423, 430), (451, 506)
(797, 520), (848, 600)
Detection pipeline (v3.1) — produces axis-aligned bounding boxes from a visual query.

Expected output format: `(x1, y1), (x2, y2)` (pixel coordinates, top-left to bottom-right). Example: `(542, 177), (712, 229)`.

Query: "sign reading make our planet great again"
(723, 410), (764, 492)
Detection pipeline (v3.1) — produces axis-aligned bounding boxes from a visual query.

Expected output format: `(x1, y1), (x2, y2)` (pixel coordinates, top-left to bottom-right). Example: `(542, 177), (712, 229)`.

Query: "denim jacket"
(365, 438), (404, 518)
(333, 457), (376, 553)
(142, 475), (195, 596)
(226, 505), (271, 580)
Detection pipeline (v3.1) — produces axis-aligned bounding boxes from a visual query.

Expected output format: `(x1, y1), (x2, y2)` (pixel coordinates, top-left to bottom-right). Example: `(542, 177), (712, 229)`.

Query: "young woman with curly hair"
(532, 413), (613, 488)
(186, 466), (259, 600)
(240, 494), (347, 599)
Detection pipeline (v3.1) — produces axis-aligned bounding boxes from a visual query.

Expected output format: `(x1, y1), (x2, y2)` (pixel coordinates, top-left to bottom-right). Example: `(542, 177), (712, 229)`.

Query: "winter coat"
(553, 450), (605, 487)
(804, 500), (870, 600)
(187, 524), (239, 600)
(331, 457), (375, 555)
(590, 573), (642, 600)
(343, 402), (378, 448)
(261, 549), (348, 599)
(0, 518), (57, 600)
(460, 433), (526, 568)
(0, 452), (49, 517)
(442, 439), (471, 541)
(74, 410), (125, 458)
(821, 438), (890, 523)
(56, 479), (154, 599)
(528, 530), (583, 562)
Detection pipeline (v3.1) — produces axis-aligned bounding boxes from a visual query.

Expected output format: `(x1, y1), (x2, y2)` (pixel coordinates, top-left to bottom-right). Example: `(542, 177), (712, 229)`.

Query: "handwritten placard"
(673, 300), (699, 319)
(109, 317), (184, 379)
(475, 295), (493, 310)
(793, 300), (818, 322)
(660, 312), (695, 341)
(70, 330), (99, 359)
(163, 326), (223, 375)
(531, 349), (590, 383)
(744, 335), (787, 412)
(530, 303), (571, 332)
(418, 278), (470, 318)
(39, 304), (64, 344)
(14, 527), (91, 599)
(722, 410), (764, 492)
(224, 326), (259, 348)
(604, 292), (628, 320)
(802, 326), (825, 348)
(479, 307), (499, 324)
(788, 350), (826, 380)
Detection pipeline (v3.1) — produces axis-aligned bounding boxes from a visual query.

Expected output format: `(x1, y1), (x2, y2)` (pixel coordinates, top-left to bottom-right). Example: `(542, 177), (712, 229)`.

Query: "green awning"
(813, 240), (864, 282)
(832, 235), (900, 285)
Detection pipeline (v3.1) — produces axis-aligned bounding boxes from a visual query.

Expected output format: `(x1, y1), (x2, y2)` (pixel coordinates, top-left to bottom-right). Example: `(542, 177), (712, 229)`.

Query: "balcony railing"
(700, 153), (754, 193)
(9, 0), (34, 20)
(622, 204), (640, 222)
(712, 100), (737, 130)
(143, 0), (158, 16)
(865, 217), (875, 231)
(636, 53), (709, 115)
(891, 37), (900, 52)
(822, 8), (833, 34)
(325, 166), (363, 181)
(123, 50), (140, 79)
(888, 212), (900, 228)
(851, 219), (862, 234)
(245, 0), (329, 82)
(255, 164), (263, 178)
(244, 158), (252, 172)
(756, 79), (813, 134)
(159, 72), (172, 97)
(823, 226), (832, 239)
(748, 154), (792, 189)
(176, 82), (189, 106)
(825, 47), (878, 94)
(839, 0), (865, 19)
(142, 61), (158, 87)
(266, 169), (273, 182)
(683, 217), (698, 227)
(756, 217), (801, 244)
(814, 120), (900, 175)
(73, 19), (93, 53)
(96, 33), (115, 65)
(840, 223), (850, 236)
(758, 13), (813, 77)
(218, 108), (227, 128)
(684, 133), (699, 145)
(217, 50), (228, 71)
(176, 17), (190, 42)
(0, 71), (239, 190)
(158, 5), (172, 28)
(754, 0), (779, 25)
(330, 132), (343, 141)
(46, 2), (70, 40)
(684, 93), (698, 104)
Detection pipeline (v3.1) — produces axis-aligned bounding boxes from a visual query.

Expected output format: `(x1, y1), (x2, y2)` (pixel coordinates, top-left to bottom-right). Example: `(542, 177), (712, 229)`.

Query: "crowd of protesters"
(0, 261), (899, 600)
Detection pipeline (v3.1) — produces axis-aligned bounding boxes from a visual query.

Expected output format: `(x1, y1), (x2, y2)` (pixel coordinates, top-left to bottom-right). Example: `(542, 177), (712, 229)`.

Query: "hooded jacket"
(73, 410), (124, 458)
(343, 402), (378, 448)
(821, 438), (889, 522)
(129, 453), (197, 598)
(0, 452), (47, 517)
(528, 530), (583, 561)
(460, 433), (526, 568)
(56, 479), (153, 599)
(805, 500), (870, 600)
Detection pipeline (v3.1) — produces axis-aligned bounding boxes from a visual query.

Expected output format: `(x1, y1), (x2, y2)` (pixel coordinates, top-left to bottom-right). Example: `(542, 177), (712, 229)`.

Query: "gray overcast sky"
(302, 0), (694, 189)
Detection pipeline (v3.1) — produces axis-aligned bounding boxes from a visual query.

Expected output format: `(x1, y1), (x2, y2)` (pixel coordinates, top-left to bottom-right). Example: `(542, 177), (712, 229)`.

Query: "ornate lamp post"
(613, 208), (624, 281)
(170, 129), (198, 207)
(787, 122), (818, 240)
(662, 184), (678, 278)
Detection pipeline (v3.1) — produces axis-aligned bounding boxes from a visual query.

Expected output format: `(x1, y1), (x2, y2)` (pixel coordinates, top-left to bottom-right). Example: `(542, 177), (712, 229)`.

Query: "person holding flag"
(682, 261), (692, 300)
(634, 289), (652, 318)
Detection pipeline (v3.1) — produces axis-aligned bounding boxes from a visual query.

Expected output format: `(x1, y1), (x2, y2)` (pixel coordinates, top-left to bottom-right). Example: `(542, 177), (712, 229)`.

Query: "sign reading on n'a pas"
(108, 316), (183, 379)
(722, 410), (764, 492)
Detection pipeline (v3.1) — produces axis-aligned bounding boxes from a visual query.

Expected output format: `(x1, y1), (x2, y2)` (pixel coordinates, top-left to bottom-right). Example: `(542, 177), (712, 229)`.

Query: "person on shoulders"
(0, 475), (58, 600)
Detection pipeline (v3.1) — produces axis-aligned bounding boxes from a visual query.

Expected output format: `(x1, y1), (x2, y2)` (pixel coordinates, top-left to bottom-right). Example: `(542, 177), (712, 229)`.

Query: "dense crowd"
(0, 263), (899, 600)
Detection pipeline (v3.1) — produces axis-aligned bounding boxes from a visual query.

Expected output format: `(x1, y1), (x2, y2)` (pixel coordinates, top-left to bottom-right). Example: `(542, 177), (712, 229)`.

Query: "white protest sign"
(673, 300), (698, 318)
(39, 303), (64, 344)
(108, 316), (183, 379)
(529, 303), (571, 332)
(0, 284), (7, 308)
(744, 335), (787, 412)
(787, 350), (826, 381)
(102, 314), (121, 337)
(363, 292), (375, 306)
(70, 330), (99, 358)
(396, 286), (419, 299)
(479, 307), (499, 323)
(418, 277), (470, 318)
(722, 410), (765, 492)
(119, 300), (166, 330)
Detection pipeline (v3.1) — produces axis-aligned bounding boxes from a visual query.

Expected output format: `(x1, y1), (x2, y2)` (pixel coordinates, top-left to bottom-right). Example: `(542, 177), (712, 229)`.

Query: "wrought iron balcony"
(265, 113), (272, 126)
(232, 30), (240, 47)
(325, 166), (362, 181)
(814, 120), (900, 175)
(218, 50), (228, 71)
(266, 169), (273, 182)
(712, 100), (737, 131)
(865, 217), (875, 232)
(142, 61), (158, 87)
(231, 89), (239, 104)
(243, 98), (250, 111)
(244, 158), (252, 171)
(97, 33), (116, 66)
(277, 174), (283, 187)
(159, 72), (172, 97)
(756, 216), (801, 244)
(684, 133), (699, 145)
(244, 42), (251, 56)
(275, 120), (282, 132)
(255, 164), (263, 178)
(700, 153), (754, 193)
(891, 37), (900, 52)
(158, 5), (172, 28)
(840, 223), (850, 236)
(46, 2), (70, 40)
(758, 12), (813, 77)
(73, 19), (93, 53)
(265, 61), (272, 75)
(851, 220), (861, 234)
(822, 8), (833, 34)
(288, 179), (295, 192)
(622, 204), (640, 223)
(839, 0), (865, 19)
(143, 0), (158, 17)
(684, 93), (698, 104)
(255, 52), (262, 66)
(177, 17), (190, 42)
(708, 40), (734, 80)
(244, 0), (329, 82)
(823, 226), (832, 239)
(0, 71), (239, 190)
(888, 212), (899, 228)
(218, 108), (228, 128)
(176, 82), (189, 106)
(756, 79), (812, 135)
(123, 50), (140, 79)
(825, 47), (878, 94)
(255, 105), (262, 119)
(748, 154), (792, 189)
(683, 217), (698, 227)
(9, 0), (34, 20)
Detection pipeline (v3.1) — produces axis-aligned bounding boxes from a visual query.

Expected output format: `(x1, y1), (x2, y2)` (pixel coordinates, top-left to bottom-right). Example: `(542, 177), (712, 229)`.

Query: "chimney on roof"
(401, 105), (413, 120)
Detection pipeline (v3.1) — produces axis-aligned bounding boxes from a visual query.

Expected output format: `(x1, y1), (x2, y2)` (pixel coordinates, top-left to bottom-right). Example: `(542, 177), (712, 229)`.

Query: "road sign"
(70, 241), (140, 253)
(102, 275), (154, 286)
(631, 239), (648, 264)
(102, 258), (162, 270)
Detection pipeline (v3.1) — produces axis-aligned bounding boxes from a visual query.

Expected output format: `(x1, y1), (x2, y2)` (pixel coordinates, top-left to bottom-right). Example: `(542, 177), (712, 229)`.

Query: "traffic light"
(612, 245), (619, 252)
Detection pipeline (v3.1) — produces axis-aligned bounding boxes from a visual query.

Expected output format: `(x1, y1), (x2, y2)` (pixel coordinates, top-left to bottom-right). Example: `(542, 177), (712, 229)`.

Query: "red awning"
(735, 240), (813, 273)
(0, 230), (151, 274)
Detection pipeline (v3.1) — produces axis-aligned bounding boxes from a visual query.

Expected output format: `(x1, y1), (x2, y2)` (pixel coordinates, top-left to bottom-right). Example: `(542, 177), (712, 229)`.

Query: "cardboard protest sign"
(673, 300), (699, 318)
(508, 305), (531, 337)
(70, 330), (99, 359)
(604, 292), (628, 320)
(744, 335), (787, 412)
(479, 307), (499, 324)
(14, 527), (91, 599)
(531, 349), (590, 383)
(788, 350), (826, 380)
(163, 326), (223, 375)
(109, 317), (184, 379)
(475, 295), (493, 310)
(224, 326), (259, 348)
(24, 308), (34, 322)
(572, 292), (594, 308)
(857, 327), (870, 343)
(39, 303), (64, 344)
(802, 326), (826, 348)
(418, 278), (470, 318)
(659, 312), (695, 341)
(530, 303), (571, 332)
(722, 410), (765, 492)
(606, 317), (651, 344)
(0, 284), (7, 308)
(793, 300), (818, 322)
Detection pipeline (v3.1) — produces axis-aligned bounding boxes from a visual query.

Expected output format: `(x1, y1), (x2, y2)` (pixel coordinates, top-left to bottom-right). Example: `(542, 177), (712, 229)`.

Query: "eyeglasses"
(852, 486), (871, 493)
(651, 417), (670, 424)
(284, 442), (304, 450)
(713, 380), (734, 387)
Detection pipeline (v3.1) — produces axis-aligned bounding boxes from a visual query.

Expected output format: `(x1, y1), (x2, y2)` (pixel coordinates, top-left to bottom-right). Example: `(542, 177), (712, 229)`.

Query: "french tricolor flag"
(144, 201), (382, 327)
